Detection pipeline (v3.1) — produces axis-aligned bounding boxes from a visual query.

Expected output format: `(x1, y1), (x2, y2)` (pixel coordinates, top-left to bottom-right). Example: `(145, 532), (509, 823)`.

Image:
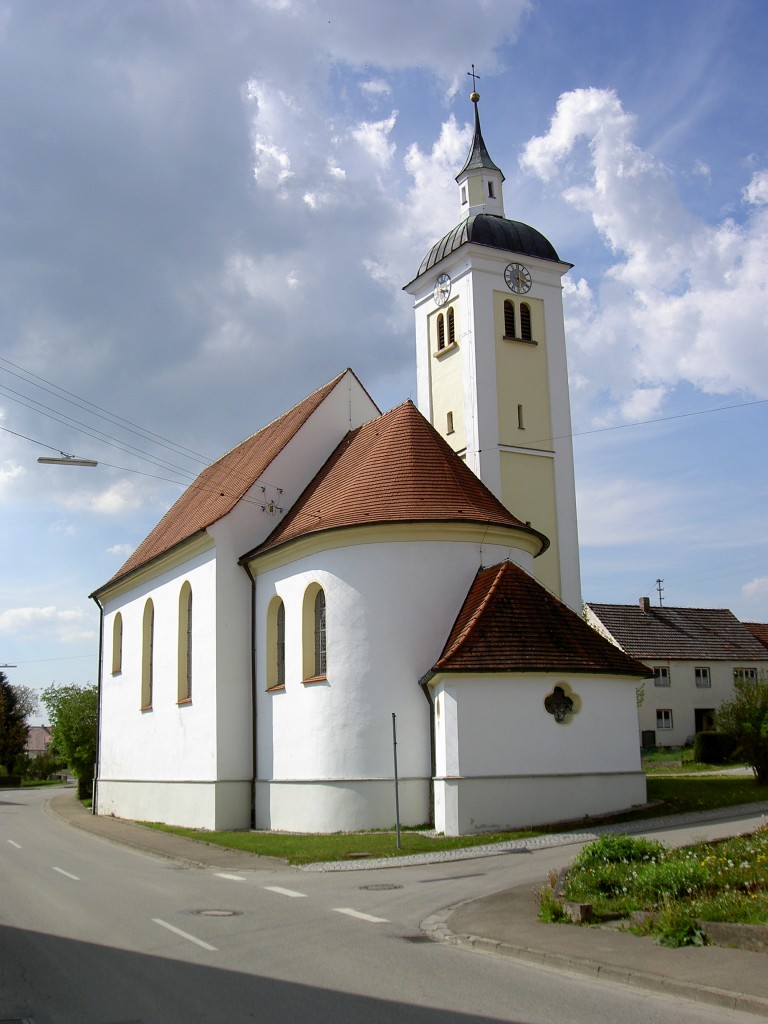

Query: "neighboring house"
(25, 725), (52, 758)
(91, 94), (650, 837)
(586, 599), (768, 748)
(744, 623), (768, 652)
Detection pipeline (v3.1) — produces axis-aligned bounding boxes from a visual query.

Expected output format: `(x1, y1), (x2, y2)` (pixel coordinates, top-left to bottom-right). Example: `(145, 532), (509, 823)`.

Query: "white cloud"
(106, 543), (133, 557)
(0, 605), (90, 643)
(360, 78), (391, 97)
(742, 576), (768, 605)
(521, 88), (768, 419)
(351, 112), (398, 167)
(60, 480), (144, 515)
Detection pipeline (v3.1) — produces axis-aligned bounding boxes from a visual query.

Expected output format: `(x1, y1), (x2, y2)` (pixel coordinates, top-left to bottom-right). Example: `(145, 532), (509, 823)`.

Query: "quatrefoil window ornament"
(544, 684), (578, 724)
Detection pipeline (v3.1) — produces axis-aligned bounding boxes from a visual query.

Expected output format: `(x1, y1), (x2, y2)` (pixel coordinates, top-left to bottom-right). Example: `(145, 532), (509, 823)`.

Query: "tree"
(715, 675), (768, 785)
(0, 672), (27, 774)
(11, 683), (39, 724)
(41, 683), (98, 799)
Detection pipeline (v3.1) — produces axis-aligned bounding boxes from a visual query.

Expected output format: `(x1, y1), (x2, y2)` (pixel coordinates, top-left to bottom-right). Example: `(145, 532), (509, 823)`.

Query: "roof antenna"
(656, 578), (664, 606)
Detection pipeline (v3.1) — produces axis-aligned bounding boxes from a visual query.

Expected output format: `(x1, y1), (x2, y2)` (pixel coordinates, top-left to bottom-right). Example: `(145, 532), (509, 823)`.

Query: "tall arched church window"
(178, 582), (192, 703)
(504, 300), (516, 338)
(314, 590), (326, 677)
(266, 596), (286, 690)
(520, 302), (532, 341)
(437, 313), (445, 351)
(111, 612), (123, 675)
(302, 583), (327, 681)
(141, 599), (154, 710)
(447, 306), (455, 346)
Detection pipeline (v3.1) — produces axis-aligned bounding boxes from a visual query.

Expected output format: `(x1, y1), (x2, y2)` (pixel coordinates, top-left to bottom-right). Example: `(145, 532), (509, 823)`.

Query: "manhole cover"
(192, 909), (243, 917)
(360, 883), (403, 891)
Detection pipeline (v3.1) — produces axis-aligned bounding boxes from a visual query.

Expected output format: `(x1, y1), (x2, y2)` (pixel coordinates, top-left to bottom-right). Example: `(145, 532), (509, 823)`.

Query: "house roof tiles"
(248, 401), (547, 558)
(587, 603), (768, 662)
(432, 561), (650, 677)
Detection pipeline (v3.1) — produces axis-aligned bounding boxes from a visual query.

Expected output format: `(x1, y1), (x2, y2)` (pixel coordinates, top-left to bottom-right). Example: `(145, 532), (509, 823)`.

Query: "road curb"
(421, 904), (768, 1018)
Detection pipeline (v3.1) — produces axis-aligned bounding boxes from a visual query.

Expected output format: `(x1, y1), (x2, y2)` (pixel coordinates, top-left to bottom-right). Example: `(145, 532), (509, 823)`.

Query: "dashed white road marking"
(214, 872), (246, 881)
(152, 918), (217, 952)
(333, 908), (388, 923)
(7, 839), (22, 849)
(263, 885), (307, 898)
(52, 866), (80, 880)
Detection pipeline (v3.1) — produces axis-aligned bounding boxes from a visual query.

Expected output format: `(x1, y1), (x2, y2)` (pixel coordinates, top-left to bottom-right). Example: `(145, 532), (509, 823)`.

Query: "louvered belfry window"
(504, 300), (515, 337)
(447, 306), (455, 345)
(437, 313), (445, 350)
(520, 302), (532, 341)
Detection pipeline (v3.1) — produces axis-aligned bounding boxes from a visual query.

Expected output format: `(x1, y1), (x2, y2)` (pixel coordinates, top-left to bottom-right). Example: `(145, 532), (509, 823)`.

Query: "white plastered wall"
(431, 672), (645, 835)
(252, 533), (535, 832)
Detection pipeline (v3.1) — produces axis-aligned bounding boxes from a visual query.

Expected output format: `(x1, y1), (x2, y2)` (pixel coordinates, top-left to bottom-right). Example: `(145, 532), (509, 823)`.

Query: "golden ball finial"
(470, 91), (480, 103)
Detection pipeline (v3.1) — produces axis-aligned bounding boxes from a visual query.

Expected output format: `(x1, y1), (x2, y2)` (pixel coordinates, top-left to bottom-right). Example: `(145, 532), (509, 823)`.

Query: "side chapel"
(91, 91), (649, 836)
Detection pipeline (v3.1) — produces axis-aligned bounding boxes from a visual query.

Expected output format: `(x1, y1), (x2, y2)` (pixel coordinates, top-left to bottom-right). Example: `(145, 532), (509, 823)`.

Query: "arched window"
(504, 300), (515, 338)
(437, 313), (445, 351)
(177, 582), (192, 703)
(302, 583), (327, 681)
(520, 302), (532, 341)
(266, 596), (286, 690)
(447, 306), (456, 346)
(111, 612), (123, 675)
(141, 599), (154, 710)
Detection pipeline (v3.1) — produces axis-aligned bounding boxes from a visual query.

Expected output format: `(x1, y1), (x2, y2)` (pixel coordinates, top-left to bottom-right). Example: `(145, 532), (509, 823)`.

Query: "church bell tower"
(403, 88), (582, 613)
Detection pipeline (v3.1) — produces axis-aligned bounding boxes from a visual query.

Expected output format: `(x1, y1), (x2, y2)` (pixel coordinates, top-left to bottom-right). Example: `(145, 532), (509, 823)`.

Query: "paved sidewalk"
(48, 788), (768, 1017)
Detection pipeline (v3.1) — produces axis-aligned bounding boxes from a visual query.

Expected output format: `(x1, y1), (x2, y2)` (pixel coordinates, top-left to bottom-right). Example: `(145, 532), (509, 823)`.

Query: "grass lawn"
(641, 748), (746, 775)
(140, 774), (768, 866)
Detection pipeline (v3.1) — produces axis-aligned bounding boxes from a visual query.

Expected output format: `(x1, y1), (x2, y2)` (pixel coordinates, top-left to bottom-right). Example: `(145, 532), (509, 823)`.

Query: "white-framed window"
(734, 667), (758, 684)
(656, 709), (673, 730)
(694, 666), (711, 688)
(653, 666), (670, 687)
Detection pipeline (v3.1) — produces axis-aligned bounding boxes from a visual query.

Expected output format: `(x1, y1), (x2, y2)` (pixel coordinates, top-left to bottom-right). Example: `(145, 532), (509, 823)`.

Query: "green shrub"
(572, 834), (664, 869)
(693, 731), (737, 765)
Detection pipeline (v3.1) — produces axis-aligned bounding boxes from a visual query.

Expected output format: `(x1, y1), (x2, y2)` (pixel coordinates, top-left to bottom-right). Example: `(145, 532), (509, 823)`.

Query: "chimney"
(639, 597), (651, 612)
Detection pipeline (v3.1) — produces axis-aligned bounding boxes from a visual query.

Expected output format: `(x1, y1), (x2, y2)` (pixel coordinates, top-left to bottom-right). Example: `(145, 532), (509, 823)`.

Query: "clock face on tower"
(433, 273), (452, 306)
(504, 263), (532, 294)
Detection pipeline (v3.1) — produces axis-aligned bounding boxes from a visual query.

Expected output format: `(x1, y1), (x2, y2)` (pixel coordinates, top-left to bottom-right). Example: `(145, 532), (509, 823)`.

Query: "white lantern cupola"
(455, 92), (505, 219)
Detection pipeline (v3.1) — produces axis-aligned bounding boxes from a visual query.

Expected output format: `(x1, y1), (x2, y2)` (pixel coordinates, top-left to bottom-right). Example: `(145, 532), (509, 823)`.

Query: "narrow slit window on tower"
(487, 180), (495, 198)
(446, 410), (454, 435)
(447, 306), (455, 346)
(461, 185), (467, 205)
(504, 300), (515, 338)
(517, 404), (524, 429)
(437, 313), (445, 351)
(520, 302), (532, 341)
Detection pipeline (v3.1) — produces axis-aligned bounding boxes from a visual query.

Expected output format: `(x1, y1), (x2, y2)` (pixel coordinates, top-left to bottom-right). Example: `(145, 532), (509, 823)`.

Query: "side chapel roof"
(587, 603), (768, 663)
(431, 561), (650, 678)
(96, 371), (356, 591)
(247, 400), (547, 559)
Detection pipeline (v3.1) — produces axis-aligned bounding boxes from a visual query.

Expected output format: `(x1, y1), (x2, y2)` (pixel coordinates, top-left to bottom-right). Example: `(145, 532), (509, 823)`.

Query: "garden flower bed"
(540, 827), (768, 948)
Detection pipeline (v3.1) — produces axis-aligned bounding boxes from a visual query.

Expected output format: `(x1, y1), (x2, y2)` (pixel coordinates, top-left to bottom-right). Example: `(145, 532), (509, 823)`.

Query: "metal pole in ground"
(392, 712), (401, 850)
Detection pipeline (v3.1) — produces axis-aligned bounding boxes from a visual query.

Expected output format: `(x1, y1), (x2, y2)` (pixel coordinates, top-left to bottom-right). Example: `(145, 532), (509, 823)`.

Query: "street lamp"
(37, 455), (98, 467)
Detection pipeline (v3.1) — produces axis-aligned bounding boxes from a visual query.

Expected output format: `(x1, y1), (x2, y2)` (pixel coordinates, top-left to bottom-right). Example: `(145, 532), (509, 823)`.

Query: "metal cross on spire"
(467, 64), (480, 92)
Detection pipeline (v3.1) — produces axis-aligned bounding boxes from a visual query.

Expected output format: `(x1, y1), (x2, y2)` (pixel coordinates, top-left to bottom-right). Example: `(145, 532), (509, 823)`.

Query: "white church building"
(91, 93), (650, 836)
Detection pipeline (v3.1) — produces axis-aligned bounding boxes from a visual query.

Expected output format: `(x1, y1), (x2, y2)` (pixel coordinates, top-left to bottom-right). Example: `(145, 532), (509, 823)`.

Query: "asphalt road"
(0, 786), (763, 1024)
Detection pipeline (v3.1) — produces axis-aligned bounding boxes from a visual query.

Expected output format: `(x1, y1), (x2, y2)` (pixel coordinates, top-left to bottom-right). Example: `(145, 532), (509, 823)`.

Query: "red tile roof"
(431, 562), (650, 677)
(249, 401), (548, 558)
(743, 622), (768, 652)
(96, 371), (355, 591)
(587, 603), (768, 662)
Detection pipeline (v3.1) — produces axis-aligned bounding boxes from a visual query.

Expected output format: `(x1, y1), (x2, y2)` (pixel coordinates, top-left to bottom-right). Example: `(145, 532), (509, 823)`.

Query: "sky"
(1, 0), (767, 717)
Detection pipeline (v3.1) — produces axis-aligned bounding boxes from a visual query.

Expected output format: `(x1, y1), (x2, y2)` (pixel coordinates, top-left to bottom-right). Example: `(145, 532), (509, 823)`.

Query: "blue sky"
(1, 0), (767, 715)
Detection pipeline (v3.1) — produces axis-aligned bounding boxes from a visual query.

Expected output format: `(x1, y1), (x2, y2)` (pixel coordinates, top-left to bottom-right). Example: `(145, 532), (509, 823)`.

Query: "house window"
(446, 410), (454, 435)
(653, 666), (670, 687)
(520, 302), (532, 341)
(111, 612), (123, 675)
(177, 582), (192, 703)
(437, 313), (445, 351)
(302, 582), (327, 681)
(734, 667), (758, 684)
(657, 709), (673, 730)
(141, 599), (154, 710)
(447, 306), (456, 346)
(694, 666), (711, 688)
(504, 300), (515, 337)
